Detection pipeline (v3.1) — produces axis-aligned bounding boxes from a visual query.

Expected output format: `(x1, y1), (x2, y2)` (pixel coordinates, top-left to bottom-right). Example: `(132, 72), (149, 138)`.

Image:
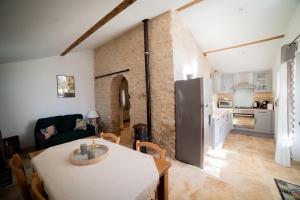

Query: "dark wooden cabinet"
(0, 167), (12, 188)
(0, 131), (13, 188)
(3, 135), (20, 158)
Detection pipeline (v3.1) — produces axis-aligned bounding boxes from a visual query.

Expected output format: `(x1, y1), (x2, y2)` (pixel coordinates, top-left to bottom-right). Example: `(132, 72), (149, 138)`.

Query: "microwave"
(218, 101), (233, 108)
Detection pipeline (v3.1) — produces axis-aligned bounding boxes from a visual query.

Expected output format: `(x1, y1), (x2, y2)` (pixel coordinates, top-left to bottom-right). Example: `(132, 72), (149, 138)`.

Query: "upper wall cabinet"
(213, 71), (272, 93)
(212, 72), (234, 93)
(253, 71), (272, 92)
(221, 74), (234, 92)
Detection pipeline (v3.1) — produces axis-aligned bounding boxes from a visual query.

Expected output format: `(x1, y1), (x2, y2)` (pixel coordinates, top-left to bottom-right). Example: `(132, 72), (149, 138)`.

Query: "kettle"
(261, 100), (269, 109)
(253, 101), (260, 108)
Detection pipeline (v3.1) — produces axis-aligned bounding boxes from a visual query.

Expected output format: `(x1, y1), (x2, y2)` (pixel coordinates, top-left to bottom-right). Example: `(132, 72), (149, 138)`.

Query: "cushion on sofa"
(45, 130), (90, 148)
(35, 116), (63, 133)
(74, 119), (87, 130)
(56, 114), (83, 133)
(40, 125), (57, 140)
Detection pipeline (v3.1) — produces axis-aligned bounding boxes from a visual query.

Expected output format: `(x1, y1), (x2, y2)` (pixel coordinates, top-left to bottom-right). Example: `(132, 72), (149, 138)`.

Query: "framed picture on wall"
(57, 75), (75, 98)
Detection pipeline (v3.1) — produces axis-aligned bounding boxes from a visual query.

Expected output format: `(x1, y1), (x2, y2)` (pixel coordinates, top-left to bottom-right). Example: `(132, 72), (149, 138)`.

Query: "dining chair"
(31, 172), (48, 200)
(100, 132), (121, 144)
(136, 140), (166, 160)
(9, 153), (31, 200)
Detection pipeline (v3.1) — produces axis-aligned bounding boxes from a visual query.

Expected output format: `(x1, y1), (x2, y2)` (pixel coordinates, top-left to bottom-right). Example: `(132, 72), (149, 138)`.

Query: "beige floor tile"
(167, 132), (300, 200)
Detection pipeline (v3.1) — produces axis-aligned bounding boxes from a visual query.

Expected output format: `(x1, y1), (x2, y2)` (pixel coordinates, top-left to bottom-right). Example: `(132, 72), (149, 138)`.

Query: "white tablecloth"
(32, 138), (159, 200)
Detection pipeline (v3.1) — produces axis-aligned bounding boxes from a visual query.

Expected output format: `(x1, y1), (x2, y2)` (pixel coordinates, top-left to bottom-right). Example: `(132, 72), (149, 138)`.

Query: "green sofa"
(34, 114), (95, 150)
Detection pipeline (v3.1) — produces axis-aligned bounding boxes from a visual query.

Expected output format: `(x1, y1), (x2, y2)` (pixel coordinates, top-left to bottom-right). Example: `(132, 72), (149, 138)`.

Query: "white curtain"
(275, 62), (291, 167)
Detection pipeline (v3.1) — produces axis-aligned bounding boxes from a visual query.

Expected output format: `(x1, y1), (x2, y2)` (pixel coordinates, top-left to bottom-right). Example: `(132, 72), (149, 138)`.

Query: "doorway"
(110, 75), (131, 146)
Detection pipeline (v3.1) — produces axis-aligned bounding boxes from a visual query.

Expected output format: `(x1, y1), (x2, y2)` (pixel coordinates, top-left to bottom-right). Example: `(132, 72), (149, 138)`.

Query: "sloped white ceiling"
(179, 0), (299, 73)
(0, 0), (190, 64)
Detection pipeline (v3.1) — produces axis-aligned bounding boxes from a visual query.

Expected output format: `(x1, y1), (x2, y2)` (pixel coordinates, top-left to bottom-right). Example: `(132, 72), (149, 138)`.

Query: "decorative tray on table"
(69, 144), (109, 166)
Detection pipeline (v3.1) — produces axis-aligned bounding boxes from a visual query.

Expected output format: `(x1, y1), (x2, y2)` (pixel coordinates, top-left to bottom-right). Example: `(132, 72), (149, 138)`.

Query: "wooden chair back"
(31, 172), (47, 200)
(100, 132), (120, 144)
(9, 153), (31, 200)
(136, 140), (166, 160)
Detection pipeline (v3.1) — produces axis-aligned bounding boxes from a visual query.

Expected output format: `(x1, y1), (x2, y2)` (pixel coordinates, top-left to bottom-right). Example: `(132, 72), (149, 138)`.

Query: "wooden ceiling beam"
(203, 34), (285, 56)
(177, 0), (203, 12)
(61, 0), (137, 56)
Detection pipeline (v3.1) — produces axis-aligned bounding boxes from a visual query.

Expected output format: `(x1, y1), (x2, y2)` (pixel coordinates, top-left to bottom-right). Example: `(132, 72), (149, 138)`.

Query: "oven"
(233, 109), (255, 129)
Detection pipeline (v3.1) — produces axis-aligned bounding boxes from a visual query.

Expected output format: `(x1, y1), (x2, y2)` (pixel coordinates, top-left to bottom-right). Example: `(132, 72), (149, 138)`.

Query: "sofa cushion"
(35, 116), (63, 133)
(45, 130), (90, 148)
(40, 125), (57, 140)
(74, 119), (87, 130)
(57, 114), (83, 133)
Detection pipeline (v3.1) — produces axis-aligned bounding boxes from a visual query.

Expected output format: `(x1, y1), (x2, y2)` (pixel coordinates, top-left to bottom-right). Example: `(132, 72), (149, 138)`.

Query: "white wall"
(0, 50), (95, 148)
(171, 12), (212, 81)
(272, 3), (300, 161)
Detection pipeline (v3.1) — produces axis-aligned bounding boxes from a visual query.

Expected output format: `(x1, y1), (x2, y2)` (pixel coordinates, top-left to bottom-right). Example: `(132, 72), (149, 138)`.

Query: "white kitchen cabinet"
(254, 71), (272, 92)
(254, 110), (272, 134)
(213, 111), (232, 149)
(214, 71), (272, 92)
(212, 72), (234, 93)
(221, 74), (234, 92)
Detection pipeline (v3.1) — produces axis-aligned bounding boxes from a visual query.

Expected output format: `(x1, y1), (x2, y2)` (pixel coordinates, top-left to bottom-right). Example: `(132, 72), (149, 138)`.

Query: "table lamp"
(87, 110), (99, 134)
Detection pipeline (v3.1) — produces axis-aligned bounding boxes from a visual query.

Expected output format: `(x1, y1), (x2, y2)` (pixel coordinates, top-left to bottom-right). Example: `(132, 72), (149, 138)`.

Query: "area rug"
(275, 179), (300, 200)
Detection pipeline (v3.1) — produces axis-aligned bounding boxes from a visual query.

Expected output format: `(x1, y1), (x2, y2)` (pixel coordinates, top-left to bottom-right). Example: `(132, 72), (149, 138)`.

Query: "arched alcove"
(110, 74), (130, 133)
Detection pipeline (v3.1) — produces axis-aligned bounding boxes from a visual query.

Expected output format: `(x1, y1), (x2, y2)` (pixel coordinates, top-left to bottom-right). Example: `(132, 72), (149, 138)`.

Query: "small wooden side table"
(3, 135), (20, 158)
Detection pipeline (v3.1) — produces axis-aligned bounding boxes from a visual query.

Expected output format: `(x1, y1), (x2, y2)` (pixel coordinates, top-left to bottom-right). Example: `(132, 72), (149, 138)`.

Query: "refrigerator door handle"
(208, 114), (212, 127)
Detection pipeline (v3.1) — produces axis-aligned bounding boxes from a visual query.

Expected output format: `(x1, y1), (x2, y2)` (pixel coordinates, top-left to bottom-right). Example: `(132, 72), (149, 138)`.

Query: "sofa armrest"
(87, 124), (96, 136)
(34, 131), (46, 150)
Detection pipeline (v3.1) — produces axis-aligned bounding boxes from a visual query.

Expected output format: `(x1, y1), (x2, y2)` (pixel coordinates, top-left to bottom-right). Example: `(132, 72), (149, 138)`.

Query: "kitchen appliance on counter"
(233, 107), (255, 130)
(175, 78), (208, 169)
(267, 103), (273, 110)
(261, 100), (269, 109)
(218, 100), (233, 108)
(253, 101), (260, 108)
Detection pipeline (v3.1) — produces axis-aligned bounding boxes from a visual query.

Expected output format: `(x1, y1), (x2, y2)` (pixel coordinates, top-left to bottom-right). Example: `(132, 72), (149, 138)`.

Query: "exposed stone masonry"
(94, 12), (175, 156)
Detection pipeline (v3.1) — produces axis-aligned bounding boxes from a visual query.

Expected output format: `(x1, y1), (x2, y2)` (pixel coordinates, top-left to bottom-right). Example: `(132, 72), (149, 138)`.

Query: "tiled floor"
(1, 131), (299, 200)
(119, 124), (133, 148)
(168, 132), (300, 200)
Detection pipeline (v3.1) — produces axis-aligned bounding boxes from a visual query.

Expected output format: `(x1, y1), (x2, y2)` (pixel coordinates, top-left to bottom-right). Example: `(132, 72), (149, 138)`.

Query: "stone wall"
(149, 12), (175, 157)
(94, 21), (145, 132)
(94, 12), (175, 156)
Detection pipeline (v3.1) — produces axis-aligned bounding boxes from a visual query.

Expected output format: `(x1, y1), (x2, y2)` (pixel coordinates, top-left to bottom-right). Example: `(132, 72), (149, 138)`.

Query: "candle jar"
(87, 147), (95, 159)
(80, 144), (88, 155)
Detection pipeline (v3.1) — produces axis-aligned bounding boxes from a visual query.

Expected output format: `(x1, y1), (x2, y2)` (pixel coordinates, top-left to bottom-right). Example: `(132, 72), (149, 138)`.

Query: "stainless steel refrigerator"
(175, 78), (204, 168)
